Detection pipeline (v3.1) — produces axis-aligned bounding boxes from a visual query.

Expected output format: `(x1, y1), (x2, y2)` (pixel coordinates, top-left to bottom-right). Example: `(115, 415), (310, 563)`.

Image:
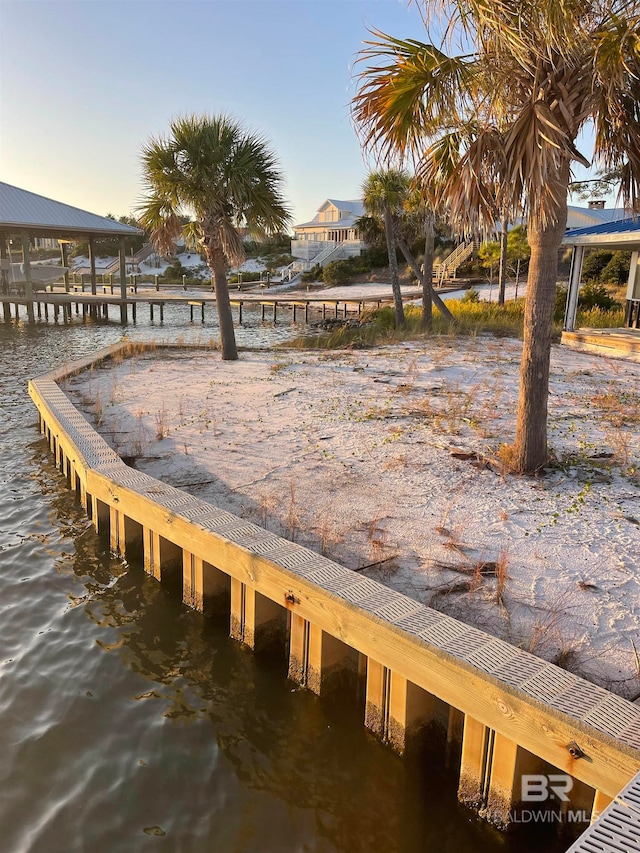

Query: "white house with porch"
(285, 199), (365, 278)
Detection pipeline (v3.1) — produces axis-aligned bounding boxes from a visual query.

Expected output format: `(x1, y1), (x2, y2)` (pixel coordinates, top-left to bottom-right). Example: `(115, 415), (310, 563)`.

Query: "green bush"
(601, 251), (632, 285)
(578, 281), (618, 310)
(581, 249), (631, 285)
(323, 259), (355, 285)
(301, 264), (322, 283)
(228, 270), (262, 283)
(555, 281), (620, 322)
(555, 284), (569, 321)
(461, 287), (480, 303)
(581, 250), (613, 282)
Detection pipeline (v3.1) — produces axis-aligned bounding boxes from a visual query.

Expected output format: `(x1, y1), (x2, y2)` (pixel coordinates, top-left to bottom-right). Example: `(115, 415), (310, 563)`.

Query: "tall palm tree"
(362, 169), (411, 328)
(353, 2), (640, 473)
(137, 114), (292, 360)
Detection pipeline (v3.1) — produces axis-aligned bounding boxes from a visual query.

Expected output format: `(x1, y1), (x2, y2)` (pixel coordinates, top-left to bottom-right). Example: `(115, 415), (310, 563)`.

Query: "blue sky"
(0, 0), (428, 226)
(1, 0), (607, 229)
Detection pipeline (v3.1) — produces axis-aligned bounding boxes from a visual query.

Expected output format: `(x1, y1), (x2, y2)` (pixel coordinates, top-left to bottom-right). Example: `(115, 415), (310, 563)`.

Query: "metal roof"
(0, 182), (143, 238)
(563, 216), (640, 248)
(295, 198), (365, 230)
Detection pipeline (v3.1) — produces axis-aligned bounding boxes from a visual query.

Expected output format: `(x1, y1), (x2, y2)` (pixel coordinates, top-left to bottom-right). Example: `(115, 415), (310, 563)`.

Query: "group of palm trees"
(138, 0), (640, 474)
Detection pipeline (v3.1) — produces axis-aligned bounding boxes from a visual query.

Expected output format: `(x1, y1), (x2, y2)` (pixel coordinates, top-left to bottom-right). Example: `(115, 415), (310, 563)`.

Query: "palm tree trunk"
(513, 168), (569, 473)
(384, 205), (405, 328)
(422, 212), (435, 330)
(498, 210), (508, 305)
(397, 239), (455, 323)
(205, 242), (238, 361)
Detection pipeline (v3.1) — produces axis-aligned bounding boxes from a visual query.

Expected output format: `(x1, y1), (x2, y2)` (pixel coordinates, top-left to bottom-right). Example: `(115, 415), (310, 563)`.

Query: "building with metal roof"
(562, 217), (640, 334)
(0, 181), (143, 302)
(0, 182), (143, 239)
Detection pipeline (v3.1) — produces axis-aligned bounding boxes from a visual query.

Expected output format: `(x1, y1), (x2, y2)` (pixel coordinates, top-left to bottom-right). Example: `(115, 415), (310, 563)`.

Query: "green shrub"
(601, 251), (632, 285)
(556, 281), (621, 323)
(322, 259), (355, 285)
(580, 250), (613, 282)
(161, 260), (190, 282)
(461, 287), (480, 303)
(555, 285), (569, 321)
(578, 281), (618, 310)
(228, 270), (262, 283)
(301, 264), (322, 283)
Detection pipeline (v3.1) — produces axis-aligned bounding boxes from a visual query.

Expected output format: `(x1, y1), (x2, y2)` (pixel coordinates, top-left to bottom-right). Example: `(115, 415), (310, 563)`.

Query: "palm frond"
(138, 112), (292, 269)
(353, 28), (476, 159)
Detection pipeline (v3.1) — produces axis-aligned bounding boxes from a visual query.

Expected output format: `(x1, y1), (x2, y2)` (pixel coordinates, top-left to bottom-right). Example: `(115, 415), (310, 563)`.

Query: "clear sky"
(1, 0), (609, 230)
(0, 0), (430, 227)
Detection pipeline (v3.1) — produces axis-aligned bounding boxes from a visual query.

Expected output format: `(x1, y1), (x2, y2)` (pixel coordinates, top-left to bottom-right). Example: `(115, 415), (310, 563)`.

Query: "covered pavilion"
(0, 182), (143, 322)
(563, 217), (640, 330)
(561, 218), (640, 361)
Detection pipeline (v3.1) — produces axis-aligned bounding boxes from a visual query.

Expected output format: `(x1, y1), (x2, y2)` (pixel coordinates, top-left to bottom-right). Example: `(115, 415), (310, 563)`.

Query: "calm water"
(0, 307), (570, 852)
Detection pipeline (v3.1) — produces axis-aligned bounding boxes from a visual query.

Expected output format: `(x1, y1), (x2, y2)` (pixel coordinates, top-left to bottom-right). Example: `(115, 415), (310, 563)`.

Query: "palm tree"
(137, 114), (292, 360)
(353, 3), (640, 473)
(362, 169), (411, 328)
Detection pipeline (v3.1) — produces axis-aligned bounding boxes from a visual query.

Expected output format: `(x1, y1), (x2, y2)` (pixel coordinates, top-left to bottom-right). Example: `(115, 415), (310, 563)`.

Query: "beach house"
(290, 199), (365, 271)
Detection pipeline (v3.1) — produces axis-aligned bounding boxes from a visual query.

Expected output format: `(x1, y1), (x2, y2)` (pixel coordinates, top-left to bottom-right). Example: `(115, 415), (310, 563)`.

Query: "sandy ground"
(63, 332), (640, 699)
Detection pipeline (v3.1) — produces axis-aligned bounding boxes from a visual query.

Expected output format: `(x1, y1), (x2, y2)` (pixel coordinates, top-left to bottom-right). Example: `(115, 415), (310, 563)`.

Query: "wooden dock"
(0, 287), (410, 326)
(562, 328), (640, 362)
(29, 340), (640, 848)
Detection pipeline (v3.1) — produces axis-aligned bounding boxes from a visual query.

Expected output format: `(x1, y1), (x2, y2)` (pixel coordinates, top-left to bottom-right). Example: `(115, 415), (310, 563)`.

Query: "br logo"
(521, 774), (573, 802)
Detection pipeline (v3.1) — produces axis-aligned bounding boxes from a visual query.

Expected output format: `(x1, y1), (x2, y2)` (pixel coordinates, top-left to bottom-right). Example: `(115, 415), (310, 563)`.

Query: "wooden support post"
(365, 658), (391, 740)
(288, 616), (354, 694)
(89, 236), (97, 296)
(238, 301), (242, 323)
(21, 231), (33, 302)
(142, 532), (182, 582)
(143, 527), (161, 580)
(458, 717), (545, 829)
(446, 706), (465, 768)
(273, 302), (277, 322)
(482, 733), (544, 828)
(90, 495), (110, 535)
(36, 302), (41, 319)
(109, 506), (126, 556)
(591, 790), (613, 824)
(334, 302), (339, 318)
(364, 659), (445, 753)
(119, 238), (127, 325)
(261, 303), (266, 321)
(459, 716), (492, 810)
(304, 302), (309, 323)
(230, 578), (282, 649)
(132, 302), (137, 323)
(182, 551), (229, 612)
(293, 303), (297, 322)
